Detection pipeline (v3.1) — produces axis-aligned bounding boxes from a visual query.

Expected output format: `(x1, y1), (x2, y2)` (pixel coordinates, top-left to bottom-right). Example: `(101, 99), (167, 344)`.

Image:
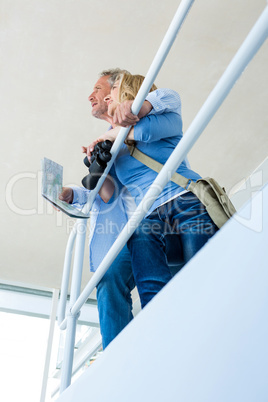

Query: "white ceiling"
(1, 0), (267, 295)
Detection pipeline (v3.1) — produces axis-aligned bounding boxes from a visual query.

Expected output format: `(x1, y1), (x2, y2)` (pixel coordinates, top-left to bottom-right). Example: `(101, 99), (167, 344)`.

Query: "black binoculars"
(82, 140), (113, 190)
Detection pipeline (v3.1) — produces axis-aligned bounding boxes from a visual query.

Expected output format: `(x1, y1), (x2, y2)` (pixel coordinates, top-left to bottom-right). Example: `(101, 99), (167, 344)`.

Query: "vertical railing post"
(57, 224), (78, 330)
(59, 218), (88, 393)
(40, 288), (60, 402)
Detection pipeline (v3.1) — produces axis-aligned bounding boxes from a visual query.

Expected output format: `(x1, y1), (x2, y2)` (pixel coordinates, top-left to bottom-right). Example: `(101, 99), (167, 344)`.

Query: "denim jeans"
(127, 192), (218, 308)
(96, 244), (135, 349)
(96, 240), (183, 349)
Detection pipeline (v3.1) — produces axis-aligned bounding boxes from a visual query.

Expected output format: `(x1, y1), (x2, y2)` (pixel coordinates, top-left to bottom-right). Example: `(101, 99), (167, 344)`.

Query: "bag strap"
(127, 143), (196, 191)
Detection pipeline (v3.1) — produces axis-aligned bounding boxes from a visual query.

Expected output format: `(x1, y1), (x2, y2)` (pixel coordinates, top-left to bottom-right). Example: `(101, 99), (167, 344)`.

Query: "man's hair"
(99, 68), (130, 87)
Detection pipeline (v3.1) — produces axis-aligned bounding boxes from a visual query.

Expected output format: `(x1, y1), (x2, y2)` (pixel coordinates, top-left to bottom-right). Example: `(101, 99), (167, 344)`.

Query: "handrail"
(60, 219), (88, 393)
(58, 1), (268, 395)
(57, 223), (78, 329)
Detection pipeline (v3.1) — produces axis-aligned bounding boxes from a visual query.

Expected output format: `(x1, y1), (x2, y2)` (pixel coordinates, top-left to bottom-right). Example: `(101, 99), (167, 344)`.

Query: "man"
(60, 68), (183, 348)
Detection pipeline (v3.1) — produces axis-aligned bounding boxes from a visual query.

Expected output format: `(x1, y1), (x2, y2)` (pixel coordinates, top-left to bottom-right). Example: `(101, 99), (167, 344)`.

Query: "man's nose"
(88, 92), (94, 101)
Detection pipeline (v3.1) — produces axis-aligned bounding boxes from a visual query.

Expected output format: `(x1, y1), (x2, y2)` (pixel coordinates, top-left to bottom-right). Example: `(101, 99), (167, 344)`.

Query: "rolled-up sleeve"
(71, 186), (90, 207)
(146, 88), (181, 115)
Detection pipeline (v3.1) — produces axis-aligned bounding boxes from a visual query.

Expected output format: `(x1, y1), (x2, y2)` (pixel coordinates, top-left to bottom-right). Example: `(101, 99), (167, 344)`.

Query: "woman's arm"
(98, 177), (115, 203)
(82, 127), (121, 162)
(133, 112), (183, 143)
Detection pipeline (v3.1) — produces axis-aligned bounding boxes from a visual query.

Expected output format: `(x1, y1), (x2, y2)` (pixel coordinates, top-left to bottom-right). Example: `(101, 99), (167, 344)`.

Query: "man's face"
(88, 76), (111, 120)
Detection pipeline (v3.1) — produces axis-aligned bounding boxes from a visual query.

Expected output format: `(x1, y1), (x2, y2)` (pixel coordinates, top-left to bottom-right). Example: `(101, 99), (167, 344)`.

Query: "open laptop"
(41, 157), (89, 219)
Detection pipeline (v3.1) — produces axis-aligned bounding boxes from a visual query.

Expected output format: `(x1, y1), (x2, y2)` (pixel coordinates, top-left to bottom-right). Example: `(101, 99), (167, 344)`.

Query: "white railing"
(57, 0), (195, 392)
(56, 0), (268, 395)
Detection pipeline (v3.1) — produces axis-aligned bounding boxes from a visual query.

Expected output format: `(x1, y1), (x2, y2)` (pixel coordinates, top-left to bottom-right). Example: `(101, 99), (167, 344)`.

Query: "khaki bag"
(127, 144), (236, 229)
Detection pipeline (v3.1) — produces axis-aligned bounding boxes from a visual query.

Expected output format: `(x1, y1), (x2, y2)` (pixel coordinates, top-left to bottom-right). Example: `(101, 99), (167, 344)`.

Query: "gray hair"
(99, 68), (130, 87)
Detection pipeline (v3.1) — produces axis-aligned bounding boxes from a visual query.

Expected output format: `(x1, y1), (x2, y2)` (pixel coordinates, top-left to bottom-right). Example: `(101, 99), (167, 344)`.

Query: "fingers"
(114, 109), (139, 126)
(59, 187), (74, 204)
(81, 140), (100, 162)
(82, 133), (115, 163)
(113, 101), (140, 127)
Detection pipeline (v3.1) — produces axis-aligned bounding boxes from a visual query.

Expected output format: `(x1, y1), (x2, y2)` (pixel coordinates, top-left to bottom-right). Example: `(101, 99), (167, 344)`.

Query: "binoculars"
(82, 140), (113, 190)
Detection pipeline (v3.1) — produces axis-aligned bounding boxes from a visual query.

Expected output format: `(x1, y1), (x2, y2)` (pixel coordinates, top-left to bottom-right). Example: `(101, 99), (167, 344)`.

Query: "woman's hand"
(82, 127), (121, 162)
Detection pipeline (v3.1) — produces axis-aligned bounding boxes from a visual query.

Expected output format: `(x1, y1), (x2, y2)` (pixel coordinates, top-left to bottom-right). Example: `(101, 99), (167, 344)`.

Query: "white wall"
(57, 183), (268, 402)
(1, 0), (268, 293)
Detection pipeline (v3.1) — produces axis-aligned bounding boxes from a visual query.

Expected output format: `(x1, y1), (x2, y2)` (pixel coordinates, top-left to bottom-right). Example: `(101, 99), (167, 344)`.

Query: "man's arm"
(145, 88), (181, 115)
(84, 89), (182, 145)
(112, 100), (152, 127)
(59, 180), (115, 205)
(84, 88), (181, 150)
(59, 186), (89, 206)
(112, 88), (181, 127)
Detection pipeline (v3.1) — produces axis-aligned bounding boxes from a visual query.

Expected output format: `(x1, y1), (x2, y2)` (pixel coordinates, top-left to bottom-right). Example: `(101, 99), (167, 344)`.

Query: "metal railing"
(57, 0), (268, 394)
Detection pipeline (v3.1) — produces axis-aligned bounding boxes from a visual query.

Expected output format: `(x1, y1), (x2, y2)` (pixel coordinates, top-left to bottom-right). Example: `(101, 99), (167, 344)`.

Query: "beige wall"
(1, 0), (267, 290)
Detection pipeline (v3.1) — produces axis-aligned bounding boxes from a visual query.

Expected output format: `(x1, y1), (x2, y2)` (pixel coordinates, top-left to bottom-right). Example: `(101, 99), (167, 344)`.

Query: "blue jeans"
(127, 192), (218, 308)
(96, 240), (184, 348)
(96, 244), (135, 349)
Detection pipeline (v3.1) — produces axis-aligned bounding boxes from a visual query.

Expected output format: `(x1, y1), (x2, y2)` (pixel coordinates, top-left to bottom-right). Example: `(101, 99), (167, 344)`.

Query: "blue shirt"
(114, 112), (200, 215)
(71, 170), (135, 272)
(72, 88), (185, 271)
